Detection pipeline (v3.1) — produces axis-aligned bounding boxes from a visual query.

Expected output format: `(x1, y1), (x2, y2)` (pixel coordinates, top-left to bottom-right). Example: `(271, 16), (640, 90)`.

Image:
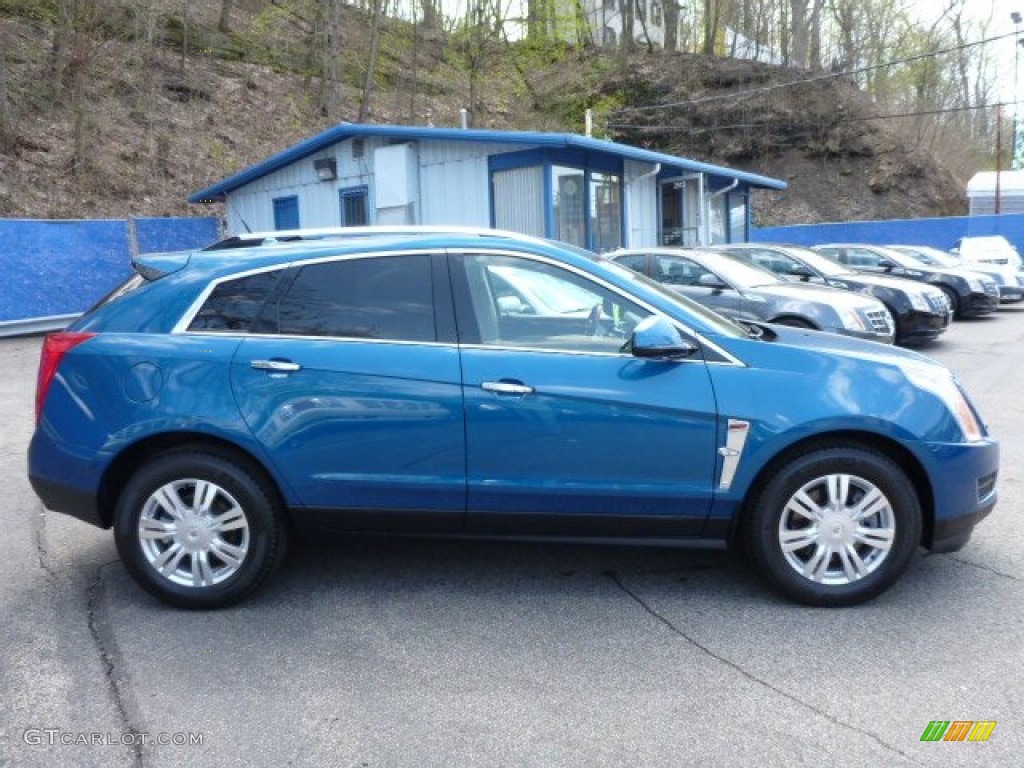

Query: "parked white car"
(952, 235), (1022, 269)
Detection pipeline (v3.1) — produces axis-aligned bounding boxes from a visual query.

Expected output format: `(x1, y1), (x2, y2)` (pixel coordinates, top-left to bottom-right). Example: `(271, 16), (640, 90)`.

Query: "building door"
(660, 176), (704, 246)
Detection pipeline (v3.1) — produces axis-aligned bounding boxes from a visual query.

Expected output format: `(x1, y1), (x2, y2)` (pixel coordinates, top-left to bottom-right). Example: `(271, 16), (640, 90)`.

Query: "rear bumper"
(28, 474), (106, 528)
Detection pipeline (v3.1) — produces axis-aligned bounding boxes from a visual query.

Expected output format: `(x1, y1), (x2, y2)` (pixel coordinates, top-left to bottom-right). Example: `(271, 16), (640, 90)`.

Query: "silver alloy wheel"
(777, 473), (895, 585)
(137, 478), (251, 588)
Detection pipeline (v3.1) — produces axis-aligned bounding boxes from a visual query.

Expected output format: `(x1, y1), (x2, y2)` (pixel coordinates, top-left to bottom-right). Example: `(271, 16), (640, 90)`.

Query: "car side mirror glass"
(697, 273), (728, 290)
(496, 295), (529, 315)
(629, 316), (699, 360)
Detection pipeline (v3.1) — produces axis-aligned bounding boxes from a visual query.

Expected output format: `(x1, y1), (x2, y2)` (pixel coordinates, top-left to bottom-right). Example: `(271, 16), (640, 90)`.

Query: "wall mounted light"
(314, 158), (338, 182)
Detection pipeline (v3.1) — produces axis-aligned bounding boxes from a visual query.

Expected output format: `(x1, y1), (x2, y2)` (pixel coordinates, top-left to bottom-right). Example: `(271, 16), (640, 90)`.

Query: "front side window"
(653, 255), (712, 286)
(455, 253), (650, 354)
(269, 255), (435, 342)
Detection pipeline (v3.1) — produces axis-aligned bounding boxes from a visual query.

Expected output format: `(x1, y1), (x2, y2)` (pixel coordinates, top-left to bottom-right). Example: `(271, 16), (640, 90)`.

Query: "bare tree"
(0, 57), (15, 153)
(218, 0), (234, 34)
(664, 0), (679, 52)
(358, 0), (385, 121)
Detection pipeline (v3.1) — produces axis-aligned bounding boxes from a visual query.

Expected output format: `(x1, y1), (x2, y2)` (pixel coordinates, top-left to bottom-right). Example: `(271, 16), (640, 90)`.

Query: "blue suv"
(28, 228), (999, 608)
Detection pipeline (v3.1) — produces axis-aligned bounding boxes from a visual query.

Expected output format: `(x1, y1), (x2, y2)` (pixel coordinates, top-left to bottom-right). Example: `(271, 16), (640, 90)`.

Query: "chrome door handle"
(481, 381), (534, 395)
(250, 359), (302, 373)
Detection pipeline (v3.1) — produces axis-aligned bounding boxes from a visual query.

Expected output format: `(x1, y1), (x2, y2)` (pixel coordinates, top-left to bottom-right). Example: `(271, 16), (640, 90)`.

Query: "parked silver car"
(609, 247), (895, 343)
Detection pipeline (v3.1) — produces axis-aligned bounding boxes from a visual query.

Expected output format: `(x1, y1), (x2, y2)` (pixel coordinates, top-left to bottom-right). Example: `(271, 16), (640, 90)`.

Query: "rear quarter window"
(188, 270), (284, 332)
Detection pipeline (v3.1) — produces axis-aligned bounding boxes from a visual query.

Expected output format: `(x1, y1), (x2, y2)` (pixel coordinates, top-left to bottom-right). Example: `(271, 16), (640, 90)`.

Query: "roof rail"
(203, 225), (547, 251)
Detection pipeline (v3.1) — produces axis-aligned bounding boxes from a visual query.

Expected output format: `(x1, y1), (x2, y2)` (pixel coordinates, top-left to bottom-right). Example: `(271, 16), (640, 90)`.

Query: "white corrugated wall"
(624, 160), (659, 247)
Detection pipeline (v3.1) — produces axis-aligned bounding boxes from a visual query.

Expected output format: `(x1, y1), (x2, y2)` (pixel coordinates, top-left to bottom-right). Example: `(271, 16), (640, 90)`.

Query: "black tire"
(113, 449), (287, 609)
(743, 445), (921, 607)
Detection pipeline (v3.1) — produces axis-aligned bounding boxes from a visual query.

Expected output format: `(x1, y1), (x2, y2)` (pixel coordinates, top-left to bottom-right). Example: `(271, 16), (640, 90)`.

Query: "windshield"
(891, 246), (959, 268)
(690, 250), (786, 289)
(769, 245), (852, 277)
(596, 256), (748, 338)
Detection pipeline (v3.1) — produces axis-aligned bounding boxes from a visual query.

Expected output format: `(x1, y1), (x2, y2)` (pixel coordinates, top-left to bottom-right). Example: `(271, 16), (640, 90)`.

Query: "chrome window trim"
(173, 245), (747, 367)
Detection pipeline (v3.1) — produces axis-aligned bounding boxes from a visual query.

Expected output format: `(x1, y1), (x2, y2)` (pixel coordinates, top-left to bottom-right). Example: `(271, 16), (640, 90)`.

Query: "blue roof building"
(190, 123), (785, 251)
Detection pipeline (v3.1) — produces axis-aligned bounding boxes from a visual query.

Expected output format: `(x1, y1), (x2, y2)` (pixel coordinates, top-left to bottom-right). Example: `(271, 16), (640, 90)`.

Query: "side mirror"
(629, 316), (699, 360)
(497, 295), (529, 315)
(877, 258), (896, 271)
(697, 272), (729, 290)
(790, 265), (814, 280)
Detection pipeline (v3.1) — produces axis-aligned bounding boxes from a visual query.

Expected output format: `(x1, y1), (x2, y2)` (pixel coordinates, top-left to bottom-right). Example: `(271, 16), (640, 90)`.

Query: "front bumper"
(997, 285), (1024, 303)
(959, 290), (1000, 316)
(893, 309), (950, 345)
(923, 438), (999, 552)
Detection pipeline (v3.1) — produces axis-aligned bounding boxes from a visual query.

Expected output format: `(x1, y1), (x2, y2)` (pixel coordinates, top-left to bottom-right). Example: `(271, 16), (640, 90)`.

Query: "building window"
(340, 186), (369, 226)
(272, 196), (299, 230)
(553, 167), (586, 248)
(589, 171), (622, 253)
(728, 193), (748, 242)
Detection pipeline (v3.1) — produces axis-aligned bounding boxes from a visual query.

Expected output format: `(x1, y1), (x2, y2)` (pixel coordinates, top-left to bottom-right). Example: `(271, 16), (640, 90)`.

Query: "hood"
(835, 272), (935, 294)
(748, 281), (881, 309)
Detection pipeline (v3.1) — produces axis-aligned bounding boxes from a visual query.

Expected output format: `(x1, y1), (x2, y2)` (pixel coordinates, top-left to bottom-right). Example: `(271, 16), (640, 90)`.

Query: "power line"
(610, 30), (1020, 116)
(607, 101), (1013, 135)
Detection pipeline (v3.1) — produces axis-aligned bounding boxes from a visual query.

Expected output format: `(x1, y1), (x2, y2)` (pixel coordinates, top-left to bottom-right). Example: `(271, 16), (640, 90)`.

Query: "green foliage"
(0, 0), (57, 24)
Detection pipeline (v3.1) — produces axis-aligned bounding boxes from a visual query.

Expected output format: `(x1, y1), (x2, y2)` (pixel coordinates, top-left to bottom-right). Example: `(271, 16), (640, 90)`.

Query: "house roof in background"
(188, 123), (787, 202)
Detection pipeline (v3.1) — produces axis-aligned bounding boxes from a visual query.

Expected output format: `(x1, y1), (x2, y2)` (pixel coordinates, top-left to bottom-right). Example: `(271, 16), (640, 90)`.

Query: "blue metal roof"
(188, 123), (786, 203)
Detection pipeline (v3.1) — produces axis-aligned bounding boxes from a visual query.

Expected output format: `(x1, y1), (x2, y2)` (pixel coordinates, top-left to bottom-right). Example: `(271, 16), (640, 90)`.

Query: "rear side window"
(269, 255), (436, 342)
(188, 270), (283, 332)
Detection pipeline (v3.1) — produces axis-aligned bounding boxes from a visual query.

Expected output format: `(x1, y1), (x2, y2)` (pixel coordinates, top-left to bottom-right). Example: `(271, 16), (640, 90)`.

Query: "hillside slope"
(0, 4), (966, 227)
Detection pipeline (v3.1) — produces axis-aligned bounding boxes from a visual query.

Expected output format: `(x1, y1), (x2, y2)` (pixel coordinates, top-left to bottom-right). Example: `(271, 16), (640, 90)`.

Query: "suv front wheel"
(113, 449), (287, 609)
(744, 445), (921, 606)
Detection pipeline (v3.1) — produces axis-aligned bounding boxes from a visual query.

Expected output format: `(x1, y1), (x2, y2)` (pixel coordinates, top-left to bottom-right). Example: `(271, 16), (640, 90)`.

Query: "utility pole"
(1013, 12), (1022, 169)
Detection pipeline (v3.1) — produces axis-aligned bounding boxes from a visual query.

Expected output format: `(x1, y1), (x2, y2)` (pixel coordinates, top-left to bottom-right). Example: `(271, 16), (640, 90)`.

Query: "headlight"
(837, 306), (869, 331)
(966, 276), (984, 292)
(901, 362), (984, 442)
(907, 291), (930, 311)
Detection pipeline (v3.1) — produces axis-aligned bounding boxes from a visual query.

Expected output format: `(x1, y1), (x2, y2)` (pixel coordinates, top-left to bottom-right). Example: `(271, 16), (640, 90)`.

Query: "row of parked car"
(607, 237), (1024, 347)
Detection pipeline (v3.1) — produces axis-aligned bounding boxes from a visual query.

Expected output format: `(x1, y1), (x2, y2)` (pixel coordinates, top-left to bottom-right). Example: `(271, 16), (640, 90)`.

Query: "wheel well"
(97, 432), (287, 528)
(769, 315), (817, 329)
(732, 431), (935, 548)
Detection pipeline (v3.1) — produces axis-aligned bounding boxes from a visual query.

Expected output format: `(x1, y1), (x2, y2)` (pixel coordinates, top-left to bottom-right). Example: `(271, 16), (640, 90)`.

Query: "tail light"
(35, 332), (95, 424)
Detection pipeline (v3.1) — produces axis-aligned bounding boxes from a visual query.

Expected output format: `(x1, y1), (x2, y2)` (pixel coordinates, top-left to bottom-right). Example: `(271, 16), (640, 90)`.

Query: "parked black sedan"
(711, 243), (952, 345)
(812, 243), (999, 319)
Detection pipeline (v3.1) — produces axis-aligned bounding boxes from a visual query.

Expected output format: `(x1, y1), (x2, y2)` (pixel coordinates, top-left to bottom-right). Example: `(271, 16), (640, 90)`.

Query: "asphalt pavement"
(1, 313), (1022, 768)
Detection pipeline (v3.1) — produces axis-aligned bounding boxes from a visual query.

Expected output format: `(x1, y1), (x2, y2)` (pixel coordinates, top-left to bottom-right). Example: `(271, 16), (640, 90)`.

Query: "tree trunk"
(420, 0), (439, 31)
(0, 58), (15, 153)
(664, 0), (679, 52)
(217, 0), (233, 34)
(358, 0), (384, 122)
(620, 0), (635, 52)
(789, 0), (808, 68)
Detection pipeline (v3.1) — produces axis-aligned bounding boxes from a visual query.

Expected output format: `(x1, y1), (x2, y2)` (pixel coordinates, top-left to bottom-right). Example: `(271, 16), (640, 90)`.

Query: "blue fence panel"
(754, 213), (1024, 254)
(135, 217), (220, 253)
(0, 219), (130, 323)
(0, 216), (220, 334)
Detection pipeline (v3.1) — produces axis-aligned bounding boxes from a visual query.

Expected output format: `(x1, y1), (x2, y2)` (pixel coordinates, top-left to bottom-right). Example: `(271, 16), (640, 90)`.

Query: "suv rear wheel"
(113, 450), (287, 609)
(744, 445), (921, 606)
